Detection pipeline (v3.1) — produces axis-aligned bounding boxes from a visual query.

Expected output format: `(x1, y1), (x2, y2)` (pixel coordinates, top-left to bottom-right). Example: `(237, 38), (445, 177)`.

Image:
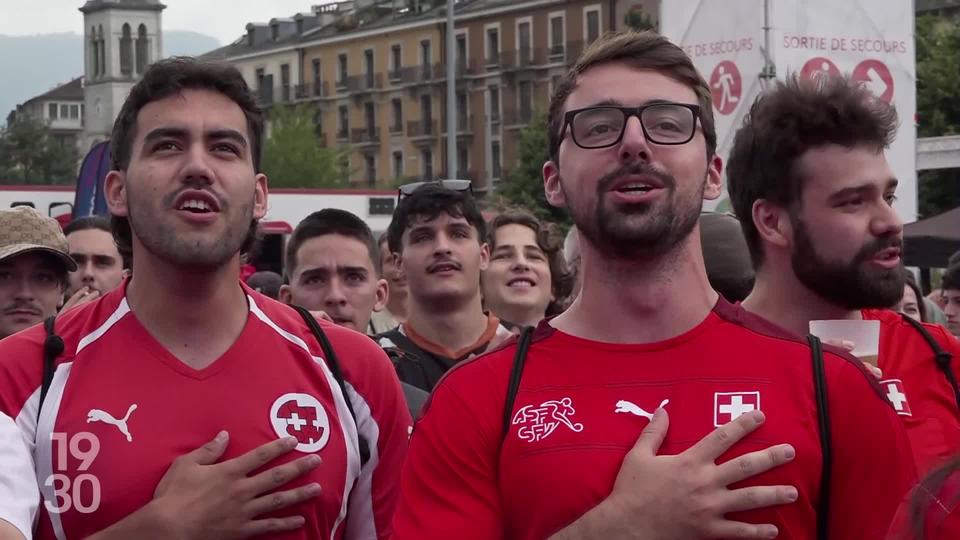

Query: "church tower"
(79, 0), (165, 152)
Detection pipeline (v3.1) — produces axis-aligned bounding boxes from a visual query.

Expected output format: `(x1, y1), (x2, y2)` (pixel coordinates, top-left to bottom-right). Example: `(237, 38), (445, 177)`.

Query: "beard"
(127, 181), (254, 271)
(563, 162), (704, 260)
(791, 218), (905, 309)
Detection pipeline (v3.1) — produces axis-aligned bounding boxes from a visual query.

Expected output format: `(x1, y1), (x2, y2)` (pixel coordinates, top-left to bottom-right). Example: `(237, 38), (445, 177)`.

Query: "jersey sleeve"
(392, 357), (505, 540)
(335, 329), (413, 540)
(0, 331), (46, 540)
(825, 354), (917, 539)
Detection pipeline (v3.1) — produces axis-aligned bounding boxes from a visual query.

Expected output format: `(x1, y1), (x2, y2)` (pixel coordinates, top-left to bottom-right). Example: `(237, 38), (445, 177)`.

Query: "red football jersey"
(0, 281), (411, 540)
(394, 299), (916, 540)
(863, 309), (960, 474)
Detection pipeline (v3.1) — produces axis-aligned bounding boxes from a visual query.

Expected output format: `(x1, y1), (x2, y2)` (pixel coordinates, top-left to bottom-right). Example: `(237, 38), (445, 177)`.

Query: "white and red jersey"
(0, 280), (411, 540)
(393, 299), (916, 540)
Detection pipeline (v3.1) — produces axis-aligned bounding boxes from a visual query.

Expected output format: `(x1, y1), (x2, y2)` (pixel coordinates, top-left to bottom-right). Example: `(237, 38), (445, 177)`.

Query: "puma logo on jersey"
(615, 399), (669, 420)
(87, 404), (138, 442)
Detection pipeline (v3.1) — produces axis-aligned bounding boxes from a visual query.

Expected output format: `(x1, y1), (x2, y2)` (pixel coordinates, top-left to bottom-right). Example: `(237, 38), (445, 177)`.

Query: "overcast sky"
(0, 0), (320, 46)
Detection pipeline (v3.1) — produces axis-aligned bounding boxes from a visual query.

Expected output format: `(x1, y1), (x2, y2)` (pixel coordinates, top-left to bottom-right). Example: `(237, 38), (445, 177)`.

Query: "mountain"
(0, 31), (221, 125)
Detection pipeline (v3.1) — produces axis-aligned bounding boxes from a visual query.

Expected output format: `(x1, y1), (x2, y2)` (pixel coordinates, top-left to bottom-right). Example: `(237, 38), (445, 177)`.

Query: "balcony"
(440, 115), (472, 136)
(389, 121), (404, 135)
(336, 127), (349, 141)
(502, 107), (533, 127)
(351, 127), (380, 145)
(393, 64), (445, 85)
(407, 120), (438, 141)
(295, 81), (330, 99)
(455, 59), (478, 76)
(346, 73), (383, 94)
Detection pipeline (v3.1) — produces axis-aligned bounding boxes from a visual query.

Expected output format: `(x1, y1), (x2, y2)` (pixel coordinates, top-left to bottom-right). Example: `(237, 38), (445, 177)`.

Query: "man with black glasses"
(376, 180), (512, 392)
(393, 31), (914, 540)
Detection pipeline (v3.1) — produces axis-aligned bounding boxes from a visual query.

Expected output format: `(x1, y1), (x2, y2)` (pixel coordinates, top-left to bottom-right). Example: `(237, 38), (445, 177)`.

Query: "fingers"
(689, 410), (765, 460)
(226, 437), (299, 475)
(707, 521), (780, 539)
(184, 431), (230, 466)
(720, 484), (799, 513)
(245, 483), (322, 517)
(715, 443), (795, 486)
(244, 454), (322, 496)
(863, 362), (883, 379)
(633, 407), (669, 455)
(62, 287), (100, 312)
(240, 515), (307, 537)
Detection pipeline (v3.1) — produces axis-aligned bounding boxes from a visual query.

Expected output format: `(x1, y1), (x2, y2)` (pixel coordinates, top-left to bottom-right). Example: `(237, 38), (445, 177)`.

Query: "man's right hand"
(149, 431), (323, 539)
(553, 409), (797, 540)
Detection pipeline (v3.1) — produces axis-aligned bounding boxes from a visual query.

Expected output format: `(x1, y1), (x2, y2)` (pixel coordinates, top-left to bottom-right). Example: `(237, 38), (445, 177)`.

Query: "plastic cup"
(809, 319), (881, 366)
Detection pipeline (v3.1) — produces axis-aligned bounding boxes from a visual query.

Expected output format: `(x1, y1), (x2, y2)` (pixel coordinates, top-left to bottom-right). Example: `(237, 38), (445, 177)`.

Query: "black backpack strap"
(38, 316), (64, 422)
(292, 306), (370, 466)
(901, 313), (960, 409)
(807, 334), (831, 540)
(502, 326), (535, 437)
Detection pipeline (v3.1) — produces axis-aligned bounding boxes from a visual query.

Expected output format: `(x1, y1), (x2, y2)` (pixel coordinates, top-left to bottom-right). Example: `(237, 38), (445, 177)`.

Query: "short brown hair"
(109, 57), (264, 264)
(726, 74), (898, 267)
(487, 209), (573, 316)
(547, 30), (716, 163)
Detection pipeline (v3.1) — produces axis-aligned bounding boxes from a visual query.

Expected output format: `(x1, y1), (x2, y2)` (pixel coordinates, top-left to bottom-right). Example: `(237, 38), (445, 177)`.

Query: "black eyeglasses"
(397, 179), (473, 203)
(562, 103), (701, 149)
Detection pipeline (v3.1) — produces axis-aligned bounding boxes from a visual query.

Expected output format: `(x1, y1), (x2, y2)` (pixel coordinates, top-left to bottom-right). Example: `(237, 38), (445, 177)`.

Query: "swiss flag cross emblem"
(714, 391), (761, 427)
(880, 379), (912, 416)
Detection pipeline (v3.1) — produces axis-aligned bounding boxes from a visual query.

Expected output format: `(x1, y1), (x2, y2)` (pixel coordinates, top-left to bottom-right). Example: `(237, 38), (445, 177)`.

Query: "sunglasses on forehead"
(396, 179), (473, 203)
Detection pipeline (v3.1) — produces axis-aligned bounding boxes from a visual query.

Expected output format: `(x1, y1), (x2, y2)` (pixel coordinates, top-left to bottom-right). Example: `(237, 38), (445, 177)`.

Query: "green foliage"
(916, 14), (960, 218)
(0, 115), (78, 184)
(624, 6), (656, 32)
(491, 112), (571, 229)
(261, 104), (351, 188)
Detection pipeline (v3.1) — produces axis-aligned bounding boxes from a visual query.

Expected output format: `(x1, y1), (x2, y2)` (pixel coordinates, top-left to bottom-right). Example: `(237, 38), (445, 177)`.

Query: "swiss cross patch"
(270, 393), (331, 452)
(880, 379), (912, 416)
(714, 391), (761, 427)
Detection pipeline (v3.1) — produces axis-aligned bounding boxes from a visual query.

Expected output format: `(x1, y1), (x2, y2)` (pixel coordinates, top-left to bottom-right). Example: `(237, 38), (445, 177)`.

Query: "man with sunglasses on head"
(376, 180), (512, 392)
(393, 31), (913, 540)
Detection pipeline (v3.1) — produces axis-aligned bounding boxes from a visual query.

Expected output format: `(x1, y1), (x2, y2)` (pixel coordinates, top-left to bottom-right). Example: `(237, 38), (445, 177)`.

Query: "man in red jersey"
(393, 31), (915, 540)
(725, 74), (960, 476)
(0, 58), (410, 540)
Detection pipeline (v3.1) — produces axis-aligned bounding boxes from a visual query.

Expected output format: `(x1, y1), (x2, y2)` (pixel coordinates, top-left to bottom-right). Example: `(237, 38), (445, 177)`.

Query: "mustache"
(3, 302), (42, 316)
(597, 162), (676, 193)
(855, 235), (903, 263)
(162, 184), (226, 210)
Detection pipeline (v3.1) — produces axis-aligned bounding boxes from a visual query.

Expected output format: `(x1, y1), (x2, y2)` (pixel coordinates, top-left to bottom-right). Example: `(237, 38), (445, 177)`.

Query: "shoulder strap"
(292, 306), (371, 466)
(38, 316), (64, 422)
(900, 313), (960, 409)
(807, 334), (831, 540)
(502, 326), (535, 437)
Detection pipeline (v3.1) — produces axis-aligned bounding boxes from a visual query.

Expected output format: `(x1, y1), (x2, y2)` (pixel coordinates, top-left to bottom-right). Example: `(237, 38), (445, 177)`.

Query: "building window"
(422, 148), (433, 179)
(271, 23), (279, 41)
(338, 105), (349, 139)
(391, 99), (403, 132)
(420, 94), (432, 128)
(420, 40), (432, 79)
(519, 81), (533, 123)
(491, 141), (502, 179)
(393, 151), (403, 179)
(120, 23), (133, 76)
(486, 27), (499, 65)
(90, 27), (99, 77)
(550, 15), (565, 58)
(338, 53), (348, 87)
(391, 44), (401, 77)
(456, 34), (467, 72)
(48, 103), (58, 119)
(280, 64), (290, 102)
(365, 102), (376, 135)
(97, 25), (105, 77)
(489, 85), (500, 123)
(364, 49), (374, 88)
(313, 109), (323, 139)
(518, 21), (532, 65)
(60, 104), (70, 118)
(312, 59), (322, 96)
(586, 8), (601, 43)
(136, 24), (149, 74)
(70, 104), (80, 119)
(457, 145), (469, 177)
(365, 154), (376, 186)
(457, 91), (468, 131)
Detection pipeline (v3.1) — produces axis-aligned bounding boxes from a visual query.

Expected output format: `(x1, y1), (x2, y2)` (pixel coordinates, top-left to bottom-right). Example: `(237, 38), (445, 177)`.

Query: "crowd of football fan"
(2, 29), (960, 540)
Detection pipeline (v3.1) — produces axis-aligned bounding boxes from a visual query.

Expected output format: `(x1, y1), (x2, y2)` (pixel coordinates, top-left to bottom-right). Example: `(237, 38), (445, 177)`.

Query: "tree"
(915, 14), (960, 218)
(261, 104), (351, 188)
(624, 6), (656, 32)
(0, 115), (78, 184)
(491, 112), (571, 228)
